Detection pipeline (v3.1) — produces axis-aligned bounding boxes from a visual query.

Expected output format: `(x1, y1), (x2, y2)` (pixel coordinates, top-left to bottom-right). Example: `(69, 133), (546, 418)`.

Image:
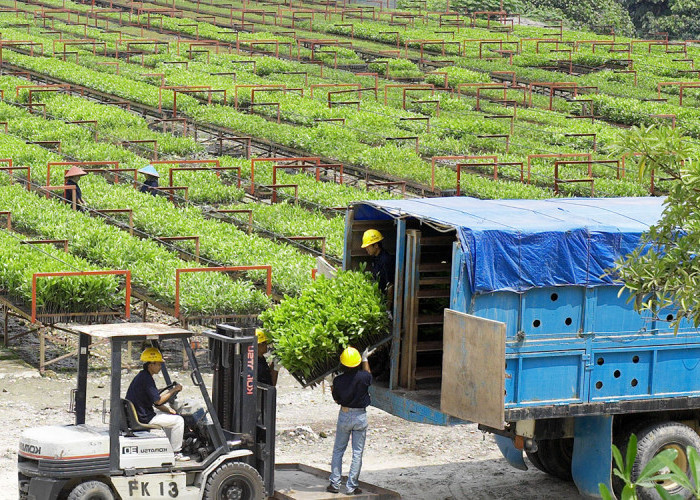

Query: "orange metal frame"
(0, 211), (11, 230)
(46, 160), (120, 186)
(250, 156), (321, 194)
(31, 270), (131, 323)
(526, 153), (591, 184)
(431, 155), (497, 192)
(0, 157), (30, 190)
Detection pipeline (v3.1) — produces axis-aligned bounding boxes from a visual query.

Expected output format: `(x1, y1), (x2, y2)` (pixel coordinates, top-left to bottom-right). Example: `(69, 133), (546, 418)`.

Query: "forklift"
(17, 322), (276, 500)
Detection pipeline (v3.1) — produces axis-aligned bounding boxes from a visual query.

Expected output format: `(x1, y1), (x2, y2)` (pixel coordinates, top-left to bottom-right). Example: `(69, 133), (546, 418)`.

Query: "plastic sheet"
(354, 197), (665, 294)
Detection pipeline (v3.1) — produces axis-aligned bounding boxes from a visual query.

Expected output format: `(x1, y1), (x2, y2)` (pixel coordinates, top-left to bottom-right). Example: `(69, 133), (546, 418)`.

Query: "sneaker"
(174, 453), (190, 462)
(325, 484), (339, 493)
(347, 488), (363, 495)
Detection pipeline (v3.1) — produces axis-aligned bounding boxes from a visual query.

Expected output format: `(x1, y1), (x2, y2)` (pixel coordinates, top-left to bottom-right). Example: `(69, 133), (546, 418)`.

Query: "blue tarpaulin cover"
(353, 197), (666, 294)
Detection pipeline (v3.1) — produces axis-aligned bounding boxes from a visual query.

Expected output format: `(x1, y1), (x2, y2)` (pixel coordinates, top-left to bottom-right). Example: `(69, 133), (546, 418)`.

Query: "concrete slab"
(0, 348), (39, 379)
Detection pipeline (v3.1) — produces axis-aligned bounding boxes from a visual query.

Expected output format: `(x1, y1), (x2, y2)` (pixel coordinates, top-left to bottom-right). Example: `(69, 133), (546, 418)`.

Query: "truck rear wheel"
(66, 480), (114, 500)
(525, 447), (549, 474)
(537, 438), (574, 482)
(204, 461), (264, 500)
(632, 422), (700, 500)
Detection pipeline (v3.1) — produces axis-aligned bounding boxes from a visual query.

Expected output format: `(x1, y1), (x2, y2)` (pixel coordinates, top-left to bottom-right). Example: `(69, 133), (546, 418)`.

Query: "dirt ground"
(0, 320), (581, 499)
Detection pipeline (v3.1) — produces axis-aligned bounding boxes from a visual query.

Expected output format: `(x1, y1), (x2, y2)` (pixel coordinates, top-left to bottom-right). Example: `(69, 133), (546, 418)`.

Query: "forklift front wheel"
(204, 461), (265, 500)
(66, 480), (114, 500)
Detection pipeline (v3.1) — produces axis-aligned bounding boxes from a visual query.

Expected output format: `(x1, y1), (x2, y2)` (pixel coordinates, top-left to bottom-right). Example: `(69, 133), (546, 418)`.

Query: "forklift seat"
(121, 399), (163, 433)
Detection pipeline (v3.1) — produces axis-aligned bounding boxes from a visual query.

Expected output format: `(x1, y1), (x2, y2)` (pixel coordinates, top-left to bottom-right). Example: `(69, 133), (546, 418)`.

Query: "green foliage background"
(396, 0), (699, 40)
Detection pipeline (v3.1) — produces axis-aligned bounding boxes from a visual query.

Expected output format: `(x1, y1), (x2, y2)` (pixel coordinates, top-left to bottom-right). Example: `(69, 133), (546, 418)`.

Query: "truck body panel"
(348, 196), (700, 497)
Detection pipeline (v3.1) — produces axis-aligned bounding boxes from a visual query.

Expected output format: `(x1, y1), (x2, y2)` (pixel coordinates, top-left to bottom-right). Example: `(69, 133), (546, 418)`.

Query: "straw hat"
(138, 164), (160, 178)
(64, 166), (87, 178)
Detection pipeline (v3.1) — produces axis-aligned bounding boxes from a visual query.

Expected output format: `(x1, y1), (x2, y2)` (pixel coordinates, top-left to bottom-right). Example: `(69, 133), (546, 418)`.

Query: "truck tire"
(632, 422), (700, 500)
(66, 480), (114, 500)
(537, 438), (574, 482)
(613, 419), (663, 497)
(204, 461), (264, 500)
(525, 447), (550, 474)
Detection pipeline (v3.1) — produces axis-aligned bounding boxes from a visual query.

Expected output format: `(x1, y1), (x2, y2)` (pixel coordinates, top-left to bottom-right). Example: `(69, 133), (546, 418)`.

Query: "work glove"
(361, 346), (377, 362)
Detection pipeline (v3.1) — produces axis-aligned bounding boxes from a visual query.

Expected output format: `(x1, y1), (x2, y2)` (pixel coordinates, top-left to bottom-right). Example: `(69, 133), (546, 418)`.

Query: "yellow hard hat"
(340, 347), (361, 368)
(361, 229), (383, 249)
(140, 347), (164, 363)
(256, 329), (268, 344)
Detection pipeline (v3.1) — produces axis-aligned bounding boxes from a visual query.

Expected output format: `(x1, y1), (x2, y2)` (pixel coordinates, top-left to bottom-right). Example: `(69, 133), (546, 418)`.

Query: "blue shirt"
(126, 369), (160, 423)
(371, 249), (395, 293)
(332, 370), (372, 408)
(140, 177), (159, 196)
(65, 179), (82, 205)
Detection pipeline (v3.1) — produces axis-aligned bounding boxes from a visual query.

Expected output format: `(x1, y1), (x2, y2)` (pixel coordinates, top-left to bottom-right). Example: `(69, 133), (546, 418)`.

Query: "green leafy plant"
(599, 434), (700, 500)
(260, 269), (390, 383)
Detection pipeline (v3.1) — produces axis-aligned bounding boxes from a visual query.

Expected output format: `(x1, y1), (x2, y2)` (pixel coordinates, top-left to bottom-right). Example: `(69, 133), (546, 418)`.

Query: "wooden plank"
(417, 314), (444, 325)
(420, 235), (455, 246)
(416, 340), (443, 352)
(414, 366), (442, 380)
(440, 309), (505, 429)
(419, 276), (451, 285)
(417, 288), (450, 298)
(399, 229), (420, 389)
(419, 262), (451, 272)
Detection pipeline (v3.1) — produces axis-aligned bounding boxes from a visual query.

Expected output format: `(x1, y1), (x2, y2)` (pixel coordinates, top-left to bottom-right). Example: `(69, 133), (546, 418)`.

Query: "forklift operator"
(361, 229), (395, 305)
(126, 348), (190, 462)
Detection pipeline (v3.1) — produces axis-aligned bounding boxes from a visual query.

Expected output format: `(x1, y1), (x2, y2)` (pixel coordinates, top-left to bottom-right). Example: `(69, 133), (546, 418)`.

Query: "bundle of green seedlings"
(261, 268), (390, 385)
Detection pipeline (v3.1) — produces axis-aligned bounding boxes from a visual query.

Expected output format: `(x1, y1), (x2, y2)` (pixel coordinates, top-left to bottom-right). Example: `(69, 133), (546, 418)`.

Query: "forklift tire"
(204, 461), (264, 500)
(537, 438), (574, 482)
(66, 480), (114, 500)
(632, 422), (700, 500)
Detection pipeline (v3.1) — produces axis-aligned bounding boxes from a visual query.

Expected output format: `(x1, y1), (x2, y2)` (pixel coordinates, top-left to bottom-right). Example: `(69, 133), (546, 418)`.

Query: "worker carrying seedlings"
(64, 166), (87, 211)
(361, 229), (395, 304)
(327, 345), (376, 495)
(256, 328), (278, 386)
(138, 164), (160, 196)
(126, 347), (190, 462)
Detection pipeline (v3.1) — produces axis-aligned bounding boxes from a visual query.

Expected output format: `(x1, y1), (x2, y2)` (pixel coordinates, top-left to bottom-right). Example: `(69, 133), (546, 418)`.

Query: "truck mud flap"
(493, 435), (527, 471)
(571, 415), (613, 498)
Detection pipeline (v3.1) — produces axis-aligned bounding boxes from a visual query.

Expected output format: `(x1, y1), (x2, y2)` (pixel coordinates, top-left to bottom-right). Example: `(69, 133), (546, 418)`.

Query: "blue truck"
(343, 196), (700, 499)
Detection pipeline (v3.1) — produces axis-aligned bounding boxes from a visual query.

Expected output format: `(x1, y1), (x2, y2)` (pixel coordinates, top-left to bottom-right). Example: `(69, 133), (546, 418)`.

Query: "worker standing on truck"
(361, 229), (395, 304)
(327, 346), (374, 495)
(256, 329), (278, 386)
(126, 348), (190, 462)
(138, 164), (160, 196)
(64, 166), (87, 211)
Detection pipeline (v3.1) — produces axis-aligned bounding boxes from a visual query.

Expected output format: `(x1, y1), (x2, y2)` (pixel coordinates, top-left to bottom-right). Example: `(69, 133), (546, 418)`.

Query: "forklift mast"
(206, 324), (276, 494)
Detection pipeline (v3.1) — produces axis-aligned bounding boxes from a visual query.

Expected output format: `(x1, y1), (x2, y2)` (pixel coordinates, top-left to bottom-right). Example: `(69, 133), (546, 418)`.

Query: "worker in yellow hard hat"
(361, 229), (395, 304)
(327, 345), (375, 495)
(125, 347), (190, 462)
(256, 329), (278, 386)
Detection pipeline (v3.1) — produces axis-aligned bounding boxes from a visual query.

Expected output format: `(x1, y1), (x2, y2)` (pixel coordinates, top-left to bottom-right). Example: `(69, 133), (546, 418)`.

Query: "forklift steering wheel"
(158, 381), (178, 394)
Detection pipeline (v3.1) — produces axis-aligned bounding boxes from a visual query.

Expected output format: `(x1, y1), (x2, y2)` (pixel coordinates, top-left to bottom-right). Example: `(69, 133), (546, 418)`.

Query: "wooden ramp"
(273, 463), (400, 500)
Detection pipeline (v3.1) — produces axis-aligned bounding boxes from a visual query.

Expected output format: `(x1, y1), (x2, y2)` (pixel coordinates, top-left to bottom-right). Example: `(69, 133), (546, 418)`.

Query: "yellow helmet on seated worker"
(140, 347), (164, 363)
(361, 229), (383, 249)
(256, 328), (269, 344)
(340, 347), (362, 368)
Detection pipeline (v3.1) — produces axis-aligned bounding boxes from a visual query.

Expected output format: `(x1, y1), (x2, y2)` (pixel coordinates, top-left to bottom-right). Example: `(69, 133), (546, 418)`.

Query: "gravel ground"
(0, 318), (581, 499)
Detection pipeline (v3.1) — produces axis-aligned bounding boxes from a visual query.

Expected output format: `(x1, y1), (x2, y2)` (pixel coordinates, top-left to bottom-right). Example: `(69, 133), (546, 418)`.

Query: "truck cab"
(346, 196), (700, 499)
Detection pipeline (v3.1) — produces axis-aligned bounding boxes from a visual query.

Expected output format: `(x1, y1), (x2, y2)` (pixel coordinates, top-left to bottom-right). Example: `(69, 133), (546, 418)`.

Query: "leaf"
(636, 449), (679, 483)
